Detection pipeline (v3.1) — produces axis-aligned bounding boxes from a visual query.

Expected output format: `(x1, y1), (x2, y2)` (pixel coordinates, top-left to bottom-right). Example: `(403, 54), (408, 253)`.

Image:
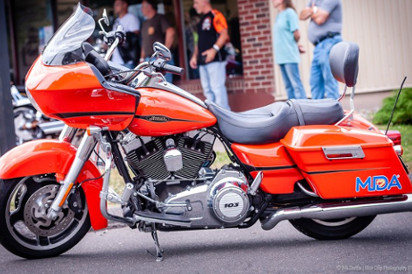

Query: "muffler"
(261, 194), (412, 230)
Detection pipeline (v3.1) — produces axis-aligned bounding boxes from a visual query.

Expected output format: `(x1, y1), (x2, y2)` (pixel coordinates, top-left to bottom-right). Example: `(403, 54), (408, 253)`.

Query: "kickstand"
(148, 224), (164, 262)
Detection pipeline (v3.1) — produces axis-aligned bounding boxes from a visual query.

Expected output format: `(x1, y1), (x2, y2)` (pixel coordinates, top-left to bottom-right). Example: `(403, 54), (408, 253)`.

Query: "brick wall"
(237, 0), (276, 107)
(177, 0), (276, 111)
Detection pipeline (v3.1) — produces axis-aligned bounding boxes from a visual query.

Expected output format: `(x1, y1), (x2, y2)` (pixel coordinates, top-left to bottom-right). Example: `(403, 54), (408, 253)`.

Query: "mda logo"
(356, 175), (402, 192)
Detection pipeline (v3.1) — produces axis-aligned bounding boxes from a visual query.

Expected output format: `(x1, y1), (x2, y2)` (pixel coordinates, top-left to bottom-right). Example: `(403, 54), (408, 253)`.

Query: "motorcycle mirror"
(103, 9), (109, 26)
(153, 42), (171, 61)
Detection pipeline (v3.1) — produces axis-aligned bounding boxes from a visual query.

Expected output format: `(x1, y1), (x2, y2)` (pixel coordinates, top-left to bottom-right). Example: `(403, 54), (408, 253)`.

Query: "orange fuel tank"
(128, 88), (216, 136)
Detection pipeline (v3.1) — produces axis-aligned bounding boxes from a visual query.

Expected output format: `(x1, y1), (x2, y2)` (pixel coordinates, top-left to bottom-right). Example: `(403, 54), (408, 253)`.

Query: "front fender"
(0, 140), (107, 230)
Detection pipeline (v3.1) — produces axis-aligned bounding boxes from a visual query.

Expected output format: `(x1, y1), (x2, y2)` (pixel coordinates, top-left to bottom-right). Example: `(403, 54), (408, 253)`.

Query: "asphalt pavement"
(0, 212), (411, 273)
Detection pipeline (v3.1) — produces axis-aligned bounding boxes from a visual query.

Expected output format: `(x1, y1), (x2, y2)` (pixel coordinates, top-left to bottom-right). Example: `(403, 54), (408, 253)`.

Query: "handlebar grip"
(162, 63), (185, 76)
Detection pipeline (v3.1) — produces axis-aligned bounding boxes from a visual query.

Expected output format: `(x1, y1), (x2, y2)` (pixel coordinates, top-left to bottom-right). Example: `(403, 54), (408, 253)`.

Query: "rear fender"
(0, 140), (107, 230)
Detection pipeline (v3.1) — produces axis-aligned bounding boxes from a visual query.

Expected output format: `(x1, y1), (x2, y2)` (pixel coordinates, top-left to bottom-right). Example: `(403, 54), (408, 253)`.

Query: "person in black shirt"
(190, 0), (230, 109)
(141, 0), (175, 82)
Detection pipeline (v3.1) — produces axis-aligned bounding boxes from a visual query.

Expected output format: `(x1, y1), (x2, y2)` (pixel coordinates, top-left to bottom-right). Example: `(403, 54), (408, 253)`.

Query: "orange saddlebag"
(281, 125), (412, 199)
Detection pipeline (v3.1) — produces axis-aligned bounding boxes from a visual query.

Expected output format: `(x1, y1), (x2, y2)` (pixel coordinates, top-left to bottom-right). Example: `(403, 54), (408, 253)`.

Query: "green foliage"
(373, 88), (412, 125)
(211, 151), (231, 168)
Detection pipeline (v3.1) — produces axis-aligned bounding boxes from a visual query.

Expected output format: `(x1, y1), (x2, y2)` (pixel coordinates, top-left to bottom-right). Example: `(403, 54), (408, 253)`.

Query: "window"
(181, 0), (242, 79)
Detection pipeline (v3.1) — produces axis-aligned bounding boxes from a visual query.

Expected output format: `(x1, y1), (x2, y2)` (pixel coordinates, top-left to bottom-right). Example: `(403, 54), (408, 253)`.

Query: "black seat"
(206, 99), (344, 144)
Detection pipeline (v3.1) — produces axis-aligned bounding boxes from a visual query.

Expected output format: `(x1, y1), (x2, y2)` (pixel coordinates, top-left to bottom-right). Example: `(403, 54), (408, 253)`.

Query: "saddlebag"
(281, 125), (412, 199)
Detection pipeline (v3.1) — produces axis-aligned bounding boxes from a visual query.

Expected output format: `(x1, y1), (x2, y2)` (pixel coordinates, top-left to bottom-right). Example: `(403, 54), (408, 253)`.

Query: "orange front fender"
(0, 140), (107, 230)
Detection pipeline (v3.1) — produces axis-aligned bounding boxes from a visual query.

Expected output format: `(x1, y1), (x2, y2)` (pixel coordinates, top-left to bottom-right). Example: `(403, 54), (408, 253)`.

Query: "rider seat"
(206, 99), (344, 144)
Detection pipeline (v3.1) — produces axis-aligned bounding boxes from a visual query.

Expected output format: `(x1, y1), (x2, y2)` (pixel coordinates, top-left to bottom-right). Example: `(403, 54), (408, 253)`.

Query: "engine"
(122, 130), (215, 180)
(161, 168), (250, 229)
(122, 131), (252, 229)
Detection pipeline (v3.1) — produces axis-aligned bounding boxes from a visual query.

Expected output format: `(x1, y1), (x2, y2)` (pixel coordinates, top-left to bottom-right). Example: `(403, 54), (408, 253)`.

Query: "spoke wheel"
(0, 176), (91, 258)
(289, 215), (376, 240)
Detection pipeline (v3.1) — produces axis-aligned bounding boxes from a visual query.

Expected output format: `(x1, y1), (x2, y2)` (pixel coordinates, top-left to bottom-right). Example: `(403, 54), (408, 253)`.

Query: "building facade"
(5, 0), (412, 111)
(270, 0), (412, 100)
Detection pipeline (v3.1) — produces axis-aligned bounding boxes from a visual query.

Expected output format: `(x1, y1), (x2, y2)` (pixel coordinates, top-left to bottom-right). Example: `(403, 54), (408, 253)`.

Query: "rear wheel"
(0, 175), (91, 258)
(289, 216), (376, 240)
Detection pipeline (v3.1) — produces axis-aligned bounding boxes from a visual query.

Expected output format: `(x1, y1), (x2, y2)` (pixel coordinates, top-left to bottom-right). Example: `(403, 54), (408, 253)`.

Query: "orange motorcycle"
(0, 4), (410, 261)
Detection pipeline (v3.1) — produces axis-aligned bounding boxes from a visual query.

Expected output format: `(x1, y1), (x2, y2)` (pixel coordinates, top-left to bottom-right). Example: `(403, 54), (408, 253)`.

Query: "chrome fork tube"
(48, 131), (97, 219)
(59, 125), (78, 143)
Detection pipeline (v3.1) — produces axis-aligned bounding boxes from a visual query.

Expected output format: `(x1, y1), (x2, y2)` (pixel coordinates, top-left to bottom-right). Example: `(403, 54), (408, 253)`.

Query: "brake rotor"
(24, 184), (74, 237)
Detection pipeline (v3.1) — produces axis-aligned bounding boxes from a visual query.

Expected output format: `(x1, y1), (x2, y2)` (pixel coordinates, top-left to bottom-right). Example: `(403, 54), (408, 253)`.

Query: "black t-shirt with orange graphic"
(197, 9), (228, 65)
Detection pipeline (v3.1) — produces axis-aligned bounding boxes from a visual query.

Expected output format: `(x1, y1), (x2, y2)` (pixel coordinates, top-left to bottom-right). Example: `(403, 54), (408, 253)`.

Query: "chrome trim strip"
(322, 145), (365, 160)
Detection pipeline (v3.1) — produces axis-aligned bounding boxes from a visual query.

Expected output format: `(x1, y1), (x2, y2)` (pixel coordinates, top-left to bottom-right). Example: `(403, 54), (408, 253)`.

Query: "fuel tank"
(25, 57), (137, 130)
(128, 88), (216, 136)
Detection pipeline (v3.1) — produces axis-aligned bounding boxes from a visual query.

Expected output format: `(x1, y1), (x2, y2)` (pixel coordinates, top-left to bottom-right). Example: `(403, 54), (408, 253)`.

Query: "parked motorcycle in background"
(11, 85), (64, 144)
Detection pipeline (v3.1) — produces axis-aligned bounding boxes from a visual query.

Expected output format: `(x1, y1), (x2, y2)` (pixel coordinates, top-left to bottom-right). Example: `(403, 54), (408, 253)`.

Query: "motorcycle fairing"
(231, 142), (304, 194)
(281, 125), (412, 199)
(0, 140), (107, 230)
(25, 58), (137, 130)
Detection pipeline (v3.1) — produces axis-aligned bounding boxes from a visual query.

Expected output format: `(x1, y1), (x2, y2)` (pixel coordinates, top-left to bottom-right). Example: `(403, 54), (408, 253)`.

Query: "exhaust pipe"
(261, 194), (412, 230)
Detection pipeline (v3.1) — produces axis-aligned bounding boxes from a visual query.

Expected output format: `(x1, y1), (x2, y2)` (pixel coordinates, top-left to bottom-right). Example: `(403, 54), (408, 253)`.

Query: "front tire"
(0, 176), (91, 258)
(289, 216), (376, 240)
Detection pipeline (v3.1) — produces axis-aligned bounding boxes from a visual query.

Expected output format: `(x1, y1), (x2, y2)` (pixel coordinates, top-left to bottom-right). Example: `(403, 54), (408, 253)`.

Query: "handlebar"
(161, 63), (185, 76)
(150, 59), (185, 76)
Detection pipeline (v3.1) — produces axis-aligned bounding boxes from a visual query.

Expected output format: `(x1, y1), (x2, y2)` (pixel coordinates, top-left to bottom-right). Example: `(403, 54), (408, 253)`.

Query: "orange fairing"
(25, 57), (137, 130)
(231, 143), (303, 194)
(0, 140), (107, 230)
(129, 88), (216, 136)
(281, 125), (412, 199)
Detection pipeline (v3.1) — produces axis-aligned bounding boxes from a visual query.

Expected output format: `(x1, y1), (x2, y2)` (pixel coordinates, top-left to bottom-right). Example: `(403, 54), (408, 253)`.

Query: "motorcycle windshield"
(42, 3), (95, 66)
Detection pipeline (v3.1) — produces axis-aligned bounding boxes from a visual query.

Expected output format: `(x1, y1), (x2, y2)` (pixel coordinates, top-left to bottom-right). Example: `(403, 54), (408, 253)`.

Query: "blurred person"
(140, 0), (175, 82)
(190, 0), (230, 110)
(112, 0), (141, 68)
(273, 0), (307, 100)
(185, 8), (201, 79)
(300, 0), (342, 99)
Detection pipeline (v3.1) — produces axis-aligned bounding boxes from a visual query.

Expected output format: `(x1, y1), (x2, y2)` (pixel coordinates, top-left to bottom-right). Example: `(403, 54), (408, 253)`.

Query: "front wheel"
(289, 216), (376, 240)
(0, 175), (91, 258)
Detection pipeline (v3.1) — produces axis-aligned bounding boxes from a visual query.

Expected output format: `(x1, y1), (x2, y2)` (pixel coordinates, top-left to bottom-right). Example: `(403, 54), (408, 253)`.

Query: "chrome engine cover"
(162, 168), (250, 228)
(211, 181), (249, 224)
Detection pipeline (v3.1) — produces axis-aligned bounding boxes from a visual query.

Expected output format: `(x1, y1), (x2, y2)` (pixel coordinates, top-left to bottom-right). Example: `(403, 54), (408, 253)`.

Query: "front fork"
(47, 127), (98, 219)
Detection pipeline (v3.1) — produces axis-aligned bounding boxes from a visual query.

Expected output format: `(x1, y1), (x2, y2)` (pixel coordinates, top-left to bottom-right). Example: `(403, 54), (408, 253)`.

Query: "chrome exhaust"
(261, 194), (412, 230)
